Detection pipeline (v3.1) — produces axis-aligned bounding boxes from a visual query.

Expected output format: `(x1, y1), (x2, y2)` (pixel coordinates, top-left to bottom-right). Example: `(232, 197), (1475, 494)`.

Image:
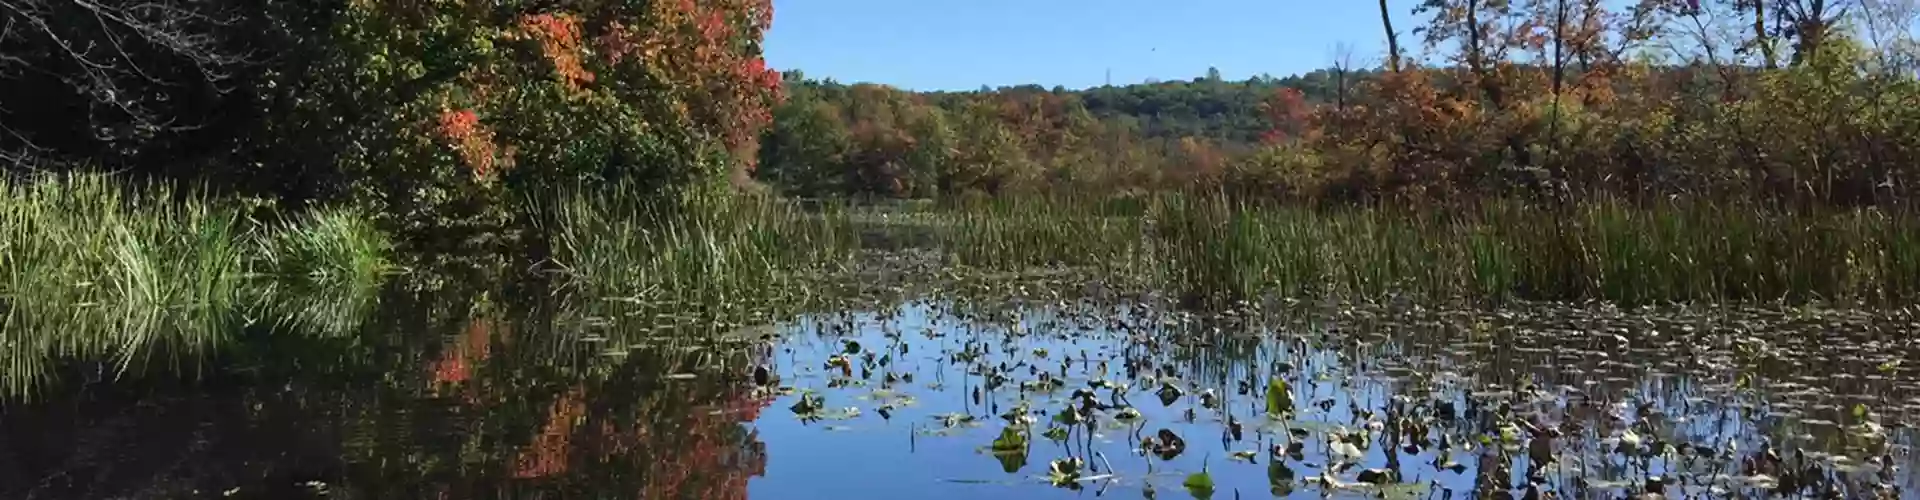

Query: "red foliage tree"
(1260, 88), (1315, 144)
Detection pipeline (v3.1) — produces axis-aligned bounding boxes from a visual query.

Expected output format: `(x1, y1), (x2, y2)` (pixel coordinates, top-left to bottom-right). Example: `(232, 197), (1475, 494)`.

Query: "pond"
(1, 286), (1916, 499)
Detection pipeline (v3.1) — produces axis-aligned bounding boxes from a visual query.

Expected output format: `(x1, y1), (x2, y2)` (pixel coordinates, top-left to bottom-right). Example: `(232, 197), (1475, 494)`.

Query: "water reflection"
(0, 286), (773, 499)
(0, 287), (1914, 499)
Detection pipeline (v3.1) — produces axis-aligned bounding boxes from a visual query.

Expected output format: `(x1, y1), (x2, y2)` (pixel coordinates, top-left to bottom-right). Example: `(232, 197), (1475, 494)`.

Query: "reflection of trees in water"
(0, 285), (775, 498)
(491, 342), (771, 500)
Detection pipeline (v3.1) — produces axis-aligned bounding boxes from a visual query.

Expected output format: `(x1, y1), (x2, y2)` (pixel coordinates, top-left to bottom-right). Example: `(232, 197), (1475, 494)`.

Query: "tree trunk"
(1553, 0), (1567, 99)
(1380, 0), (1402, 72)
(1755, 0), (1780, 69)
(1465, 0), (1496, 104)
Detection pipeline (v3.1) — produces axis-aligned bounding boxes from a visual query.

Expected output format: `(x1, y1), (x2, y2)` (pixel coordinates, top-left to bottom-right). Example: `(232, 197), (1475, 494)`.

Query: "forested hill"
(941, 68), (1374, 145)
(756, 68), (1373, 198)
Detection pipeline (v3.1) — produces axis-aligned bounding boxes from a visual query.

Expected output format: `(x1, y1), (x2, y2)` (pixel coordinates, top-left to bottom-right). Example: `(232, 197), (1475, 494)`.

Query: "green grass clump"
(902, 194), (1920, 308)
(939, 195), (1147, 275)
(541, 183), (859, 317)
(0, 173), (392, 397)
(251, 207), (393, 337)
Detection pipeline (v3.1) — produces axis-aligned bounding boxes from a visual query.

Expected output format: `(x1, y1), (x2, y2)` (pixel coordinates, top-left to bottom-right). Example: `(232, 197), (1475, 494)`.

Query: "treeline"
(757, 0), (1920, 208)
(756, 70), (1354, 198)
(1, 0), (783, 246)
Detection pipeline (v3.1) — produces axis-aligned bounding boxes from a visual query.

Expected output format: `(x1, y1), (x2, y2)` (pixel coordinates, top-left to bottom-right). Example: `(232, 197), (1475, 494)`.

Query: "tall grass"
(0, 173), (391, 397)
(917, 195), (1920, 308)
(541, 184), (859, 318)
(938, 195), (1149, 276)
(251, 207), (394, 336)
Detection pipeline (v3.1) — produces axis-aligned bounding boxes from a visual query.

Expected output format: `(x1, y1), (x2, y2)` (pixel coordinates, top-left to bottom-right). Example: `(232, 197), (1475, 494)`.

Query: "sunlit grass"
(910, 195), (1920, 308)
(539, 183), (860, 319)
(0, 173), (391, 397)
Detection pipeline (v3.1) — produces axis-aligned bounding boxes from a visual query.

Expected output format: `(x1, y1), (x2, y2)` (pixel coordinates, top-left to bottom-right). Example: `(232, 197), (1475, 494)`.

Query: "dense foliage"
(757, 0), (1920, 208)
(757, 70), (1355, 198)
(1, 0), (783, 248)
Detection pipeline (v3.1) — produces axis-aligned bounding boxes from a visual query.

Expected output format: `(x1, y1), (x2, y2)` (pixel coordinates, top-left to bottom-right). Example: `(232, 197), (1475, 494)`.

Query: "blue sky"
(764, 0), (1422, 91)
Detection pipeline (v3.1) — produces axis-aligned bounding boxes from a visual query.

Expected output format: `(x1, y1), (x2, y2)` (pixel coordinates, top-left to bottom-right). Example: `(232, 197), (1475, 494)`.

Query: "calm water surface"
(1, 289), (1915, 499)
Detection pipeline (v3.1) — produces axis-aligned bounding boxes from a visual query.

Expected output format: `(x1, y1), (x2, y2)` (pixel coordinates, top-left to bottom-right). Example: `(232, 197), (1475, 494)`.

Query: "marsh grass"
(250, 207), (394, 336)
(541, 184), (860, 319)
(940, 196), (1149, 276)
(0, 173), (391, 397)
(910, 195), (1920, 308)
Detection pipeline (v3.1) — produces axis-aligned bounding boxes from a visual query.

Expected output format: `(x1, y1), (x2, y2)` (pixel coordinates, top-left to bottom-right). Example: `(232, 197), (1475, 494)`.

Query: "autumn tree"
(3, 0), (787, 247)
(759, 97), (850, 196)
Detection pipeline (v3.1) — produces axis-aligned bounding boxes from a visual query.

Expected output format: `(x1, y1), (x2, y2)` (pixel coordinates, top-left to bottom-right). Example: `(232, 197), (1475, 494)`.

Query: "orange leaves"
(520, 13), (595, 91)
(513, 386), (587, 478)
(597, 21), (645, 65)
(613, 0), (781, 166)
(1176, 136), (1226, 183)
(436, 108), (502, 179)
(1260, 88), (1315, 144)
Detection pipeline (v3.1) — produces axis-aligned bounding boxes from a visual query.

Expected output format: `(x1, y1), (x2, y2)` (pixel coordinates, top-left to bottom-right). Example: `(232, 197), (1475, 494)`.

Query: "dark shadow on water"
(0, 283), (774, 499)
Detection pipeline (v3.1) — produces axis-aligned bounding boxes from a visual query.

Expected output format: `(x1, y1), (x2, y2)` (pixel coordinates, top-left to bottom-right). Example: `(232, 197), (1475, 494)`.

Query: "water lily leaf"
(1357, 468), (1396, 484)
(1053, 407), (1082, 426)
(789, 393), (825, 418)
(1267, 461), (1295, 496)
(1375, 482), (1430, 500)
(1265, 378), (1293, 417)
(819, 406), (861, 420)
(1330, 437), (1364, 463)
(991, 426), (1028, 452)
(1150, 428), (1187, 460)
(992, 448), (1027, 474)
(1042, 425), (1070, 442)
(1156, 382), (1184, 406)
(1183, 468), (1215, 498)
(932, 412), (976, 428)
(1047, 457), (1083, 486)
(1000, 401), (1035, 426)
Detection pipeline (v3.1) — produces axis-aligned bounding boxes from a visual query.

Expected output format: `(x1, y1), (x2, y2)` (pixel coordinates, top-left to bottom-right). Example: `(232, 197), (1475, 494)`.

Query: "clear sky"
(764, 0), (1421, 91)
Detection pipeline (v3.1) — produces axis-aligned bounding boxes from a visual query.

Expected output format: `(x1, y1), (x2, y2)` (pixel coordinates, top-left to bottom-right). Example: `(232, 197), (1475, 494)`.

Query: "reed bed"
(915, 195), (1920, 308)
(0, 173), (391, 397)
(541, 185), (861, 318)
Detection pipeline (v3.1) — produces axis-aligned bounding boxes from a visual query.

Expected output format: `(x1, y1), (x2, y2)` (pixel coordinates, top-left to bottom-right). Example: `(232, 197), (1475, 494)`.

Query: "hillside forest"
(759, 0), (1920, 209)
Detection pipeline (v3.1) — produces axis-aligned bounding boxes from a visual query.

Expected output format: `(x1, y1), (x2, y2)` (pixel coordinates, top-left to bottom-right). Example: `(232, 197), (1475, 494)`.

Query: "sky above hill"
(764, 0), (1421, 91)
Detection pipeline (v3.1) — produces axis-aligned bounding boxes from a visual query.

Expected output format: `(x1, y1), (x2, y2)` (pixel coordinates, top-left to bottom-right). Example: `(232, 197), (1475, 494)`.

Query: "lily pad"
(1265, 378), (1294, 417)
(1267, 461), (1295, 496)
(1183, 468), (1215, 498)
(1047, 457), (1083, 486)
(789, 393), (825, 418)
(990, 426), (1028, 452)
(1156, 382), (1184, 406)
(1042, 425), (1070, 442)
(1052, 407), (1082, 426)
